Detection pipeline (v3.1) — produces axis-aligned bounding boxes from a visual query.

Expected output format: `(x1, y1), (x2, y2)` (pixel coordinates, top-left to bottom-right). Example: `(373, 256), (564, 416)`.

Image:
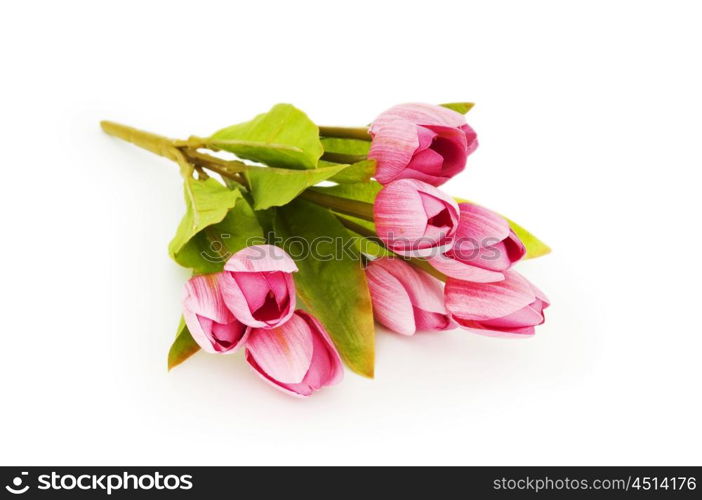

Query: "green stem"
(182, 150), (250, 188)
(101, 121), (177, 160)
(319, 126), (372, 141)
(101, 121), (194, 177)
(182, 150), (247, 174)
(299, 189), (375, 221)
(321, 151), (368, 164)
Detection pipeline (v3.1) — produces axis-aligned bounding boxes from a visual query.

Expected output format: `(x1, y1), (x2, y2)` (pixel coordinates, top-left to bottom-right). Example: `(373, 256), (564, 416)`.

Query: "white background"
(1, 0), (700, 466)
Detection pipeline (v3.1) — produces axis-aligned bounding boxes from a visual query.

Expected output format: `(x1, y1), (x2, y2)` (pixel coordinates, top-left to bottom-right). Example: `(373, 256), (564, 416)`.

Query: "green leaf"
(168, 177), (240, 262)
(245, 164), (348, 210)
(210, 103), (323, 170)
(274, 200), (375, 377)
(455, 197), (551, 260)
(169, 178), (264, 273)
(168, 317), (200, 370)
(504, 217), (551, 259)
(440, 102), (475, 114)
(320, 137), (371, 156)
(310, 180), (382, 203)
(322, 159), (376, 184)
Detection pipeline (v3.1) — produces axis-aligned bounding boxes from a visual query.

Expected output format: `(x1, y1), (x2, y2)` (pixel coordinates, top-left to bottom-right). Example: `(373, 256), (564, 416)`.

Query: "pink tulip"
(369, 103), (478, 186)
(444, 270), (549, 337)
(182, 274), (249, 354)
(220, 245), (298, 329)
(374, 179), (460, 257)
(245, 311), (344, 397)
(366, 258), (455, 335)
(428, 203), (526, 283)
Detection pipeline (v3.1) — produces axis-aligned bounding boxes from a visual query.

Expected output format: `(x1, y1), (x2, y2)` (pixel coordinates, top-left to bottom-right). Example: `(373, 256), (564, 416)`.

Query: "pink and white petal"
(231, 272), (271, 311)
(420, 190), (452, 219)
(183, 309), (218, 354)
(182, 310), (246, 354)
(209, 320), (249, 351)
(453, 203), (511, 250)
(219, 272), (266, 328)
(406, 147), (444, 176)
(374, 180), (430, 243)
(182, 274), (233, 324)
(413, 308), (456, 331)
(224, 245), (298, 274)
(398, 169), (451, 186)
(371, 103), (467, 129)
(445, 270), (536, 321)
(458, 241), (514, 272)
(415, 125), (438, 151)
(296, 311), (344, 387)
(480, 304), (545, 329)
(366, 262), (416, 335)
(373, 258), (447, 314)
(245, 311), (343, 397)
(428, 253), (505, 283)
(246, 314), (314, 384)
(266, 272), (291, 305)
(245, 350), (310, 398)
(423, 125), (469, 176)
(369, 119), (421, 185)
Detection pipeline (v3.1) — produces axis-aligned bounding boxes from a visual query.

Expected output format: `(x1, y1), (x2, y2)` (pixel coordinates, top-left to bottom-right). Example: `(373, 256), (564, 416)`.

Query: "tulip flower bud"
(445, 270), (549, 336)
(182, 274), (249, 354)
(369, 103), (478, 186)
(428, 203), (526, 283)
(246, 311), (344, 397)
(220, 245), (298, 329)
(366, 258), (455, 335)
(374, 179), (460, 257)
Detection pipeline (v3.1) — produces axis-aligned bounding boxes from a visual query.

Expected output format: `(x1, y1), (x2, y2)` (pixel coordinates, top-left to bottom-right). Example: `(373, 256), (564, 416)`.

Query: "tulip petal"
(371, 103), (467, 130)
(231, 272), (271, 311)
(366, 261), (416, 335)
(369, 119), (421, 185)
(428, 253), (505, 283)
(423, 125), (469, 177)
(374, 180), (432, 243)
(372, 258), (447, 314)
(224, 244), (298, 274)
(445, 270), (536, 321)
(456, 241), (514, 272)
(182, 274), (231, 323)
(453, 203), (511, 250)
(407, 147), (444, 177)
(246, 311), (343, 397)
(374, 179), (459, 256)
(220, 270), (296, 329)
(461, 124), (479, 156)
(292, 311), (344, 388)
(414, 308), (456, 331)
(182, 274), (248, 354)
(246, 313), (314, 384)
(481, 304), (545, 329)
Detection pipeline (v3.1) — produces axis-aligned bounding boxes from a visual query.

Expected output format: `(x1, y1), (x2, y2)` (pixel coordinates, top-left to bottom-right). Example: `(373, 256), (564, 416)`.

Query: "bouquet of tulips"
(101, 102), (550, 397)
